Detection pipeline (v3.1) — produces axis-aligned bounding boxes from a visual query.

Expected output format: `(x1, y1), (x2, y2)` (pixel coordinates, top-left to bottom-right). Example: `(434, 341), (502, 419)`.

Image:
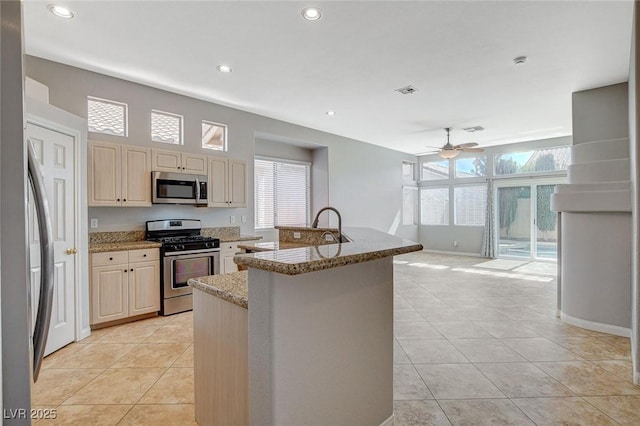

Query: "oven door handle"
(164, 248), (221, 257)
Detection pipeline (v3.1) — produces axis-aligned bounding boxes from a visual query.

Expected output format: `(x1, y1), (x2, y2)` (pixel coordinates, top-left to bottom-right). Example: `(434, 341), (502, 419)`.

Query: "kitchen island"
(189, 227), (422, 426)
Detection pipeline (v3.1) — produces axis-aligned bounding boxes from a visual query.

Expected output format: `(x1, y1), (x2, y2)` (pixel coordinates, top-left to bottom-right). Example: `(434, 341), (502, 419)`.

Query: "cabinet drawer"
(92, 251), (128, 267)
(129, 248), (159, 263)
(221, 242), (239, 253)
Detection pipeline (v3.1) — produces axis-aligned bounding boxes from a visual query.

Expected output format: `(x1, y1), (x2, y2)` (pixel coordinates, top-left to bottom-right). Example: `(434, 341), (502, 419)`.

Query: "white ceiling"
(23, 1), (634, 154)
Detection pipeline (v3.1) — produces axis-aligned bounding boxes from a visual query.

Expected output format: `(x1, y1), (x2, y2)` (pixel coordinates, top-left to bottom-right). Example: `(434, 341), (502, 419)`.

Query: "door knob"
(65, 248), (77, 255)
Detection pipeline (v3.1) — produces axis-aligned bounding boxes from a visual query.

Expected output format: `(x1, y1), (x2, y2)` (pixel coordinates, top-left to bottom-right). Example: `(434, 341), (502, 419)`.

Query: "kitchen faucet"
(311, 206), (343, 243)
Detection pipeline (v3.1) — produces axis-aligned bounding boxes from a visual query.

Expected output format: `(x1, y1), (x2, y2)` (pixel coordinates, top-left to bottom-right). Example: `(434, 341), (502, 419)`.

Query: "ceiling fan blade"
(454, 142), (479, 149)
(460, 147), (485, 153)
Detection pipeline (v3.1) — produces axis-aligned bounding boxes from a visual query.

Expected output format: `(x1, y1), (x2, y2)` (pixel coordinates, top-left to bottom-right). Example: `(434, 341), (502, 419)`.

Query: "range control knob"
(177, 244), (185, 251)
(205, 242), (212, 248)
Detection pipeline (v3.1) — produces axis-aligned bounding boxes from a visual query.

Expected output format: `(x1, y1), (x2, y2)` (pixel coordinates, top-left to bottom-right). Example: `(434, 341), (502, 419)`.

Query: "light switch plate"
(241, 215), (247, 223)
(230, 215), (236, 223)
(293, 232), (301, 239)
(90, 218), (98, 229)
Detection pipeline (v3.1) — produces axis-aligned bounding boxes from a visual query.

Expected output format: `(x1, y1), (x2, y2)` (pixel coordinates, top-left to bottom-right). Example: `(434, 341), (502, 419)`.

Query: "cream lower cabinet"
(220, 240), (259, 274)
(208, 157), (247, 207)
(88, 141), (152, 207)
(90, 248), (160, 325)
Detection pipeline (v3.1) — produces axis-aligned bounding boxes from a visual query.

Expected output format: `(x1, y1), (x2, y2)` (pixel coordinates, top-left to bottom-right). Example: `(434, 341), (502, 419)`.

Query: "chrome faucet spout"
(311, 207), (343, 243)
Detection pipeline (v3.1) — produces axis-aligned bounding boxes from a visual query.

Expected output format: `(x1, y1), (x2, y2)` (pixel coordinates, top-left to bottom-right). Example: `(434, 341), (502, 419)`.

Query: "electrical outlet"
(293, 232), (301, 239)
(90, 218), (98, 229)
(241, 215), (247, 223)
(229, 215), (236, 223)
(453, 240), (458, 247)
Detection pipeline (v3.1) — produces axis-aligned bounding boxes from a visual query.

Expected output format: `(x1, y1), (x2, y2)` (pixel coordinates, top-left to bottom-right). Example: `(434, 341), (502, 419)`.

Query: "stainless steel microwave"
(152, 171), (208, 205)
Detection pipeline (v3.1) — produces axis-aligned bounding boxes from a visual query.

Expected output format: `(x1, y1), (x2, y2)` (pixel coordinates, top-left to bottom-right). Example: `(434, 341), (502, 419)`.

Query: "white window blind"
(402, 186), (418, 225)
(254, 158), (310, 229)
(420, 187), (449, 225)
(454, 185), (487, 226)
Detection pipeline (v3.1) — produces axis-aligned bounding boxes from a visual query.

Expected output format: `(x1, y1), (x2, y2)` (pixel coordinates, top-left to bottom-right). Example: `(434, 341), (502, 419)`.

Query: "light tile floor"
(32, 252), (639, 425)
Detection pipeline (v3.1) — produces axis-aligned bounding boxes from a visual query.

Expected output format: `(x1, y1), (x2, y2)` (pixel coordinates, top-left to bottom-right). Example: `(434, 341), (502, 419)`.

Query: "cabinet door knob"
(143, 254), (147, 257)
(130, 268), (133, 272)
(109, 257), (113, 261)
(124, 269), (128, 273)
(123, 199), (127, 202)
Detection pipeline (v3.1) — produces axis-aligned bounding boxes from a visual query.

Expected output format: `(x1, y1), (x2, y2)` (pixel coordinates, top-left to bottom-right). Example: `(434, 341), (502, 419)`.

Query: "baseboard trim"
(380, 413), (394, 426)
(634, 371), (639, 386)
(421, 249), (484, 258)
(560, 312), (631, 337)
(78, 326), (91, 342)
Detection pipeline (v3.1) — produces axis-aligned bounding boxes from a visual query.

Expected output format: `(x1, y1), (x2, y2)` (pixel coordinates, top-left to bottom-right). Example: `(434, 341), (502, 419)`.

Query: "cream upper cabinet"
(152, 149), (208, 175)
(208, 156), (247, 208)
(89, 141), (151, 207)
(121, 146), (152, 206)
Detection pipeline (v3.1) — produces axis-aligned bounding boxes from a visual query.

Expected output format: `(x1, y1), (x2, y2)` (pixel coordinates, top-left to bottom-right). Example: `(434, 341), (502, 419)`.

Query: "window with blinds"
(254, 158), (310, 229)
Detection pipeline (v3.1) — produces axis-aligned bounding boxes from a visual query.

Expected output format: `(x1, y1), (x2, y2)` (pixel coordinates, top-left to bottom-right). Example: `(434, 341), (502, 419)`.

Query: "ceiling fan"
(424, 128), (485, 159)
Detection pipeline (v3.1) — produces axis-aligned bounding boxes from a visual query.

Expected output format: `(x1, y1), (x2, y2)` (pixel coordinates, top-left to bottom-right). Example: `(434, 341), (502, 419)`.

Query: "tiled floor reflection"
(33, 312), (195, 425)
(393, 252), (639, 425)
(33, 252), (638, 425)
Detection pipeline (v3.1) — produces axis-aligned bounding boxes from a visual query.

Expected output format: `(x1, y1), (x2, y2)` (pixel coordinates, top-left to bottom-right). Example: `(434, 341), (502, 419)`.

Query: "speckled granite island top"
(189, 271), (248, 309)
(234, 227), (423, 275)
(89, 241), (162, 253)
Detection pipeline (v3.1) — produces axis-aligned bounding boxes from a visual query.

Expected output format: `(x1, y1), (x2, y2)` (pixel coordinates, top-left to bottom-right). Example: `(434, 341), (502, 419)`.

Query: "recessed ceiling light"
(48, 4), (74, 19)
(302, 7), (322, 21)
(326, 110), (335, 116)
(216, 64), (232, 73)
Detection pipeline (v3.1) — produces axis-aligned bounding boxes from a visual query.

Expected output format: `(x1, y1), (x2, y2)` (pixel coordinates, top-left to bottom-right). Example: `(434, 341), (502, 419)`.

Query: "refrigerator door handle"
(27, 143), (55, 382)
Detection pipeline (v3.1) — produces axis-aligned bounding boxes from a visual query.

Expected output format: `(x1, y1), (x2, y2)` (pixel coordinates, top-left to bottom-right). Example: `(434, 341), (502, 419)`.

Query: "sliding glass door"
(496, 181), (562, 261)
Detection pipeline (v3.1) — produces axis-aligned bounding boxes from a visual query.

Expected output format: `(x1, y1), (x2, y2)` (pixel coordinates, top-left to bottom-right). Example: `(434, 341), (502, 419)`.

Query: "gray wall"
(25, 56), (418, 242)
(630, 0), (639, 385)
(1, 0), (32, 419)
(572, 82), (630, 144)
(418, 136), (571, 254)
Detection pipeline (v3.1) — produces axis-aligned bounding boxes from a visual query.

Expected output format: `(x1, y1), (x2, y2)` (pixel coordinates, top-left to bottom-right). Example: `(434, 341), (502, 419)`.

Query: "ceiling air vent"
(395, 85), (418, 95)
(463, 126), (485, 133)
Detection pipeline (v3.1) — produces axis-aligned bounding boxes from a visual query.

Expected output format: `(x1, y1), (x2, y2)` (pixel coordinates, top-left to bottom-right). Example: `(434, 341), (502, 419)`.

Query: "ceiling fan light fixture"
(438, 149), (460, 159)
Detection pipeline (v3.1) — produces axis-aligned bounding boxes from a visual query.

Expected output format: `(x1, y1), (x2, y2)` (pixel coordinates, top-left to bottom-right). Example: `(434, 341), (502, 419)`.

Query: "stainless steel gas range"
(145, 219), (220, 315)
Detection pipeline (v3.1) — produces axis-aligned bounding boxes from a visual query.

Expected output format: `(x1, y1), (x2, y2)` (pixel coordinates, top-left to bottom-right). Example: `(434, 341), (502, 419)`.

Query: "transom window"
(87, 96), (128, 137)
(151, 110), (183, 145)
(494, 147), (570, 175)
(202, 121), (227, 151)
(421, 160), (449, 181)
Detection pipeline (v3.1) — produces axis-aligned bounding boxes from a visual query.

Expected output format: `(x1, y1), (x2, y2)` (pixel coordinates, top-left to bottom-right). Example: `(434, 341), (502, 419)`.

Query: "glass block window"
(402, 186), (418, 225)
(151, 110), (183, 145)
(455, 156), (487, 178)
(202, 121), (227, 151)
(454, 185), (487, 226)
(420, 187), (449, 225)
(421, 160), (449, 180)
(87, 96), (128, 136)
(494, 147), (570, 175)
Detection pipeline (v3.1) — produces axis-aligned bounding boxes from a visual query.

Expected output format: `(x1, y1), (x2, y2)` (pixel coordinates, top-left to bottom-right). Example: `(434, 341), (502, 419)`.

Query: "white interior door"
(27, 123), (76, 356)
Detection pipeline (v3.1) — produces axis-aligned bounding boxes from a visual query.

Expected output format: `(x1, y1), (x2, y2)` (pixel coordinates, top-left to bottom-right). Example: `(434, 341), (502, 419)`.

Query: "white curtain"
(481, 179), (496, 258)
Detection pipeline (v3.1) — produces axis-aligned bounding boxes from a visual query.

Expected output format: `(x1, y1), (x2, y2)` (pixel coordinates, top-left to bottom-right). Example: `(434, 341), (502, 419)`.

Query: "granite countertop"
(218, 235), (263, 243)
(189, 271), (248, 309)
(89, 241), (162, 253)
(236, 241), (309, 252)
(233, 227), (423, 276)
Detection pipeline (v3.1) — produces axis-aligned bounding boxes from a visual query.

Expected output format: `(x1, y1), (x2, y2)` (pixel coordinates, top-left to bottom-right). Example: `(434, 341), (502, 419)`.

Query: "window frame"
(420, 159), (450, 181)
(402, 185), (418, 226)
(87, 96), (128, 137)
(453, 184), (487, 227)
(419, 186), (450, 226)
(151, 109), (184, 145)
(493, 146), (570, 178)
(254, 156), (311, 230)
(201, 120), (228, 151)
